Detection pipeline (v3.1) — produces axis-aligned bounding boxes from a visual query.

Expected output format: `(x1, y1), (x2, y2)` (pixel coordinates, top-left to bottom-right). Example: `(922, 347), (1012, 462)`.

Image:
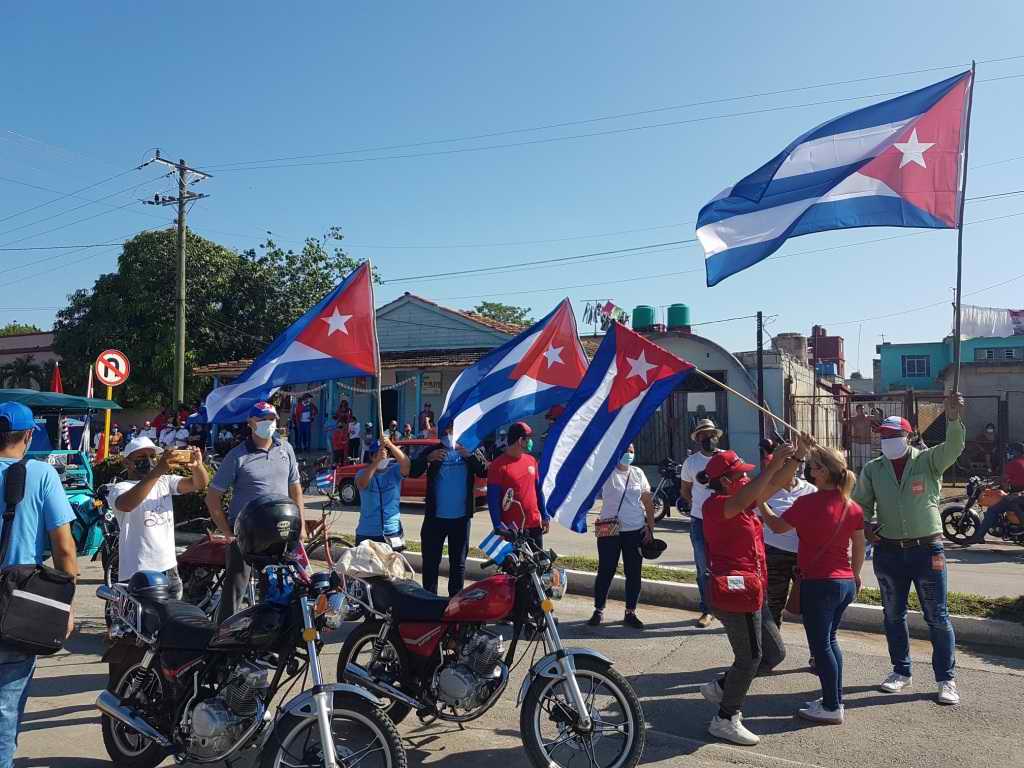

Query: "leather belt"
(878, 534), (942, 549)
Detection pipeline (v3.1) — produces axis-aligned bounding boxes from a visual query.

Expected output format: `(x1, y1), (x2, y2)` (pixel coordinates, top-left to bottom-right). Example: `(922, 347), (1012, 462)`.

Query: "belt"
(878, 534), (941, 549)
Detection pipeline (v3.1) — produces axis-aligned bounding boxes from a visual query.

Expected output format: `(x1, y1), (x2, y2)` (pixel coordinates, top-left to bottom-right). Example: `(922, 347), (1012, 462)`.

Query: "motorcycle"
(651, 457), (688, 522)
(942, 476), (1024, 546)
(336, 489), (646, 768)
(96, 555), (407, 768)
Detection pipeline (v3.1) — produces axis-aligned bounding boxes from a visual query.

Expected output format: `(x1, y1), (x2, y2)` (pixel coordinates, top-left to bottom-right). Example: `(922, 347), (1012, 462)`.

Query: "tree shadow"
(28, 671), (107, 698)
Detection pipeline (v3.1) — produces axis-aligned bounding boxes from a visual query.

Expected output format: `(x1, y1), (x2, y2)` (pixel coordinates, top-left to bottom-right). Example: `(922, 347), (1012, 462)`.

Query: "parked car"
(332, 439), (488, 506)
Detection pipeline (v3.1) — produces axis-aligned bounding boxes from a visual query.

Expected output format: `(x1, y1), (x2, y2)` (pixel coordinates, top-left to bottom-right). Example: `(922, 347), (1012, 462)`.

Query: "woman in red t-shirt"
(697, 445), (802, 747)
(760, 442), (865, 726)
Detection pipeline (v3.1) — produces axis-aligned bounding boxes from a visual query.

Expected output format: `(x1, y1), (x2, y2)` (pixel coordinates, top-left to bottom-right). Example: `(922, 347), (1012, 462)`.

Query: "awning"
(0, 388), (121, 412)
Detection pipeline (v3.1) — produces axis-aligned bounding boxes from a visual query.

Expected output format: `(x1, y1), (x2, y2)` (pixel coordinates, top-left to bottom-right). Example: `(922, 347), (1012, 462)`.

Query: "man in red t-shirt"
(486, 421), (549, 547)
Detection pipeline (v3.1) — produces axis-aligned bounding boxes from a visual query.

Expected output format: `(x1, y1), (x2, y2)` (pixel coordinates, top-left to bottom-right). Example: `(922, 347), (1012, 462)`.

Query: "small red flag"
(50, 361), (64, 394)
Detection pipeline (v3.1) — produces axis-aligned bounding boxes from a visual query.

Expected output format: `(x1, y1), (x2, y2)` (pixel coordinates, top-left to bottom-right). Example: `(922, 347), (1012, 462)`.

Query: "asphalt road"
(314, 497), (1024, 599)
(14, 556), (1024, 768)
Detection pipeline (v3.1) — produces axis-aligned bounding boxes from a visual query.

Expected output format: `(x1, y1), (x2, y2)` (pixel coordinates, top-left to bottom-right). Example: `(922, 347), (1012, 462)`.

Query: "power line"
(0, 174), (172, 227)
(0, 198), (149, 248)
(0, 166), (142, 226)
(0, 242), (124, 251)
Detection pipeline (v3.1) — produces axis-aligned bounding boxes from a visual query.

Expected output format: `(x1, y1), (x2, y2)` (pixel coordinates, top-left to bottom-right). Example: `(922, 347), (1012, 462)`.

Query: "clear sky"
(2, 2), (1023, 375)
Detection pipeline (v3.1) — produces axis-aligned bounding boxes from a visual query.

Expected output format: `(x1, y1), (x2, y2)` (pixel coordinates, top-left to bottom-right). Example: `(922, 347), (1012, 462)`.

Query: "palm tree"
(2, 355), (43, 389)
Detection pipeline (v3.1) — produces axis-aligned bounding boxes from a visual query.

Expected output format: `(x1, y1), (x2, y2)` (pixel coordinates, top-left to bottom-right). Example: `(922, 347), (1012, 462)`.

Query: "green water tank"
(667, 303), (691, 328)
(632, 305), (656, 330)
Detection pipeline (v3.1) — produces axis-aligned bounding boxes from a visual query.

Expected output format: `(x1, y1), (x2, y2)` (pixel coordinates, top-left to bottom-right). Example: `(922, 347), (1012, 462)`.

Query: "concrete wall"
(0, 332), (58, 367)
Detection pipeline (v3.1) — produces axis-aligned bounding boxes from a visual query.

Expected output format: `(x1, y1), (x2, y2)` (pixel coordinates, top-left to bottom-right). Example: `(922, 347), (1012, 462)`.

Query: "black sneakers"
(587, 610), (603, 626)
(623, 612), (645, 630)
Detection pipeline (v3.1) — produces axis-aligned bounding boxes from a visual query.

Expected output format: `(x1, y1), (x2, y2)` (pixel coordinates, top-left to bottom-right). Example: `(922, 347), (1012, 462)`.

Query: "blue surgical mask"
(253, 420), (276, 439)
(620, 452), (635, 466)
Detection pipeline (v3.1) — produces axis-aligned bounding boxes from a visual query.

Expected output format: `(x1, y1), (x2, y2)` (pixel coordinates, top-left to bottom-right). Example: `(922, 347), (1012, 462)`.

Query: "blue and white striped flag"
(478, 532), (514, 565)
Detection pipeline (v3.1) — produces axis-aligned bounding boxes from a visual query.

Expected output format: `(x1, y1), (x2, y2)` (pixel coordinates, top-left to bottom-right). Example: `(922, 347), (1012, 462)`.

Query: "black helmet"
(128, 570), (175, 601)
(641, 538), (668, 560)
(234, 495), (301, 567)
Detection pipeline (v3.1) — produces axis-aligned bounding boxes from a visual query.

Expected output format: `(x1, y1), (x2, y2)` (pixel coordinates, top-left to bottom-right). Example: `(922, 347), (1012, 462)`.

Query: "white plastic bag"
(333, 539), (415, 581)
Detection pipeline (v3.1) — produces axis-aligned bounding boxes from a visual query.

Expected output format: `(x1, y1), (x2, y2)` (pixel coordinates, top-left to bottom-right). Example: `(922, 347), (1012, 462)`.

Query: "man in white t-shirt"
(679, 418), (723, 628)
(158, 421), (177, 449)
(173, 422), (190, 448)
(140, 420), (157, 441)
(108, 437), (209, 596)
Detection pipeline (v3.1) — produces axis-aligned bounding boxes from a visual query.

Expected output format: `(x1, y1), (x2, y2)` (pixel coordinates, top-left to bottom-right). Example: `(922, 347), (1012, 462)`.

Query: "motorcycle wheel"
(261, 693), (407, 768)
(521, 655), (645, 768)
(101, 544), (119, 588)
(941, 505), (980, 546)
(101, 650), (167, 768)
(337, 621), (413, 725)
(308, 534), (354, 565)
(339, 480), (360, 507)
(652, 496), (668, 522)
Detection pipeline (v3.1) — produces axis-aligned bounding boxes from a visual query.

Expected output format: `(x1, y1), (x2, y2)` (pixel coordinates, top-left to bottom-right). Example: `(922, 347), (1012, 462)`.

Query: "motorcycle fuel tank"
(177, 535), (231, 568)
(443, 574), (515, 623)
(209, 603), (288, 650)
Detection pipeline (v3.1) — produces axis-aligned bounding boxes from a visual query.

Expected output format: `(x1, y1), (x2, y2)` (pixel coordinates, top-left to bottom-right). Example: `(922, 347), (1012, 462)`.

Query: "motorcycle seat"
(366, 578), (450, 622)
(144, 598), (216, 649)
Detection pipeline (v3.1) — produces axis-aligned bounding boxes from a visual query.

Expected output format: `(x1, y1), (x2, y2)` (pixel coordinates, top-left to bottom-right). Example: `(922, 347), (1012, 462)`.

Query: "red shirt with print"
(702, 493), (767, 587)
(782, 489), (865, 580)
(487, 453), (544, 529)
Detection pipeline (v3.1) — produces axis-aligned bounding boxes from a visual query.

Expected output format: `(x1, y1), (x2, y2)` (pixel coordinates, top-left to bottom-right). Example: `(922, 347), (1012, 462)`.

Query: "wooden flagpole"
(366, 260), (385, 440)
(952, 61), (976, 394)
(691, 367), (801, 435)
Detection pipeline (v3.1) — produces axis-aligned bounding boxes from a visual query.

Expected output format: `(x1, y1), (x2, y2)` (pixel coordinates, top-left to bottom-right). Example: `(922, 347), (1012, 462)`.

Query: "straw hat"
(690, 418), (723, 441)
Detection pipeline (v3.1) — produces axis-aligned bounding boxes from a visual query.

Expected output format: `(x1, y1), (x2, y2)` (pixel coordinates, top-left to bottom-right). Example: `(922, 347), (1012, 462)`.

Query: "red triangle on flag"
(608, 323), (693, 411)
(295, 263), (378, 372)
(509, 299), (588, 387)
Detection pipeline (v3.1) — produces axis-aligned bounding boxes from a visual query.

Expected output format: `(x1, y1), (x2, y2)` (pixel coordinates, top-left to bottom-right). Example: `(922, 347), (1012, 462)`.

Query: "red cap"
(704, 450), (756, 481)
(507, 421), (533, 443)
(879, 416), (913, 436)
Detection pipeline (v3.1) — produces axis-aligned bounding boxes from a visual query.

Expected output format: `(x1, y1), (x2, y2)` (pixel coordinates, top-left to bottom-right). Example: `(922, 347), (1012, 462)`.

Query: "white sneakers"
(879, 672), (913, 693)
(700, 679), (724, 705)
(797, 699), (844, 724)
(937, 680), (960, 705)
(709, 713), (760, 746)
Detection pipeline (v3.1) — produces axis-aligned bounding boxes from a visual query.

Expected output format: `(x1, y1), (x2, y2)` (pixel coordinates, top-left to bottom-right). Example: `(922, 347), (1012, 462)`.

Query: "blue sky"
(2, 2), (1023, 375)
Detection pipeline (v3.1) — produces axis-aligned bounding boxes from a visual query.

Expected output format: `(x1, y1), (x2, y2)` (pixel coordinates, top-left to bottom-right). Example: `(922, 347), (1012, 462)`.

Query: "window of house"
(901, 355), (930, 377)
(975, 348), (1022, 361)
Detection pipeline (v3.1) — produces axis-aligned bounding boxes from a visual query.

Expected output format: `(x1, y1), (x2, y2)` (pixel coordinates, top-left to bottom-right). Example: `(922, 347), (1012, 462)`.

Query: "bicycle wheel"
(308, 534), (353, 565)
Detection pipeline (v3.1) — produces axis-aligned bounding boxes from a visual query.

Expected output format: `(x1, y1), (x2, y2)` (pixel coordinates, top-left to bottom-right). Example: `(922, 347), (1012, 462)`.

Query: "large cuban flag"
(437, 299), (588, 451)
(541, 323), (694, 533)
(697, 70), (973, 286)
(204, 263), (378, 423)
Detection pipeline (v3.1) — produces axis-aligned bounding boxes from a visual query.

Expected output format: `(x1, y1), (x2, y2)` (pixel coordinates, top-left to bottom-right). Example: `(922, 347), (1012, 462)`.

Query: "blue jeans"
(689, 517), (710, 613)
(801, 579), (855, 711)
(0, 650), (36, 767)
(297, 421), (312, 451)
(873, 541), (956, 681)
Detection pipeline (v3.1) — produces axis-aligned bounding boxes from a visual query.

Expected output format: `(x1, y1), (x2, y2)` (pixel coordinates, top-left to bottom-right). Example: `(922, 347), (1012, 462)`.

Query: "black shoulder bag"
(0, 459), (76, 655)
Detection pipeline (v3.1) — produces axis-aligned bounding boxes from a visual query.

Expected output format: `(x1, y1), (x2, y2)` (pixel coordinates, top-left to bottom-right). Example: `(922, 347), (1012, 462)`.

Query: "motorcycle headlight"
(542, 568), (568, 600)
(315, 591), (348, 629)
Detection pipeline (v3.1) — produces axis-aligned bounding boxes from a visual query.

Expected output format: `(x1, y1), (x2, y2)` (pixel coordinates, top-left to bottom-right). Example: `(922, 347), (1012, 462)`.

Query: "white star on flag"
(542, 344), (563, 367)
(320, 307), (352, 336)
(625, 350), (656, 382)
(893, 129), (935, 169)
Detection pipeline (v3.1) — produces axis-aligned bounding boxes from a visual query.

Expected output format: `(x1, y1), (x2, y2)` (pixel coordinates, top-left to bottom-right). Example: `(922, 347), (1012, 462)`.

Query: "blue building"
(877, 336), (1024, 393)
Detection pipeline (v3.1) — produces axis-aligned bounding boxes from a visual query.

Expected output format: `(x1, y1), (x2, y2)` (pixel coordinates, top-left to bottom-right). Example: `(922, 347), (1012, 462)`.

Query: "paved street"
(15, 556), (1024, 768)
(314, 497), (1024, 599)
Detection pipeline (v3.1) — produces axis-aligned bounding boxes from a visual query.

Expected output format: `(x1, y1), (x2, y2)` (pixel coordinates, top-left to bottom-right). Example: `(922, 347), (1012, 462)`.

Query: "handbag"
(785, 501), (850, 616)
(595, 468), (632, 538)
(0, 459), (76, 656)
(707, 508), (765, 613)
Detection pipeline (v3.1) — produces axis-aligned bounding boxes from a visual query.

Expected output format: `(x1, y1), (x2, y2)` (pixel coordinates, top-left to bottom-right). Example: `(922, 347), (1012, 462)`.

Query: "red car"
(332, 439), (488, 506)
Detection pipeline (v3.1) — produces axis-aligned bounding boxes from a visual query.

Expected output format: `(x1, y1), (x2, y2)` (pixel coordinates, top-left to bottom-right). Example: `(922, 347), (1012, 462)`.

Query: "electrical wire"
(0, 242), (124, 251)
(0, 167), (140, 227)
(0, 174), (172, 228)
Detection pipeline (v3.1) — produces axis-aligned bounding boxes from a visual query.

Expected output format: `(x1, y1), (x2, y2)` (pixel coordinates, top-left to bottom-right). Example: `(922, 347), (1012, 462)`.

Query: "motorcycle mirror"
(502, 488), (515, 512)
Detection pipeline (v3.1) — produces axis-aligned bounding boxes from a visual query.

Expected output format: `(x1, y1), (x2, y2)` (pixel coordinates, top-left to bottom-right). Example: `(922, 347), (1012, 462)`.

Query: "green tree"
(0, 321), (43, 336)
(471, 301), (533, 327)
(0, 355), (44, 389)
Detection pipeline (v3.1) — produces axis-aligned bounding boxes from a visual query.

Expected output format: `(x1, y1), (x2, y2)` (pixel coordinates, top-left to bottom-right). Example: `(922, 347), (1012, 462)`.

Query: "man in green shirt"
(853, 393), (965, 706)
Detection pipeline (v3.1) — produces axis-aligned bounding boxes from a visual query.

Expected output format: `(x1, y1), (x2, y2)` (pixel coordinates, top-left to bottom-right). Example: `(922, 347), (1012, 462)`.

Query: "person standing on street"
(411, 428), (489, 595)
(348, 418), (362, 462)
(139, 420), (157, 441)
(361, 424), (375, 463)
(680, 418), (722, 628)
(331, 416), (349, 465)
(853, 393), (965, 705)
(355, 437), (410, 547)
(108, 437), (208, 596)
(173, 419), (190, 449)
(158, 419), (177, 450)
(0, 402), (78, 766)
(206, 402), (304, 623)
(588, 443), (655, 630)
(846, 404), (874, 473)
(293, 394), (318, 453)
(486, 422), (549, 548)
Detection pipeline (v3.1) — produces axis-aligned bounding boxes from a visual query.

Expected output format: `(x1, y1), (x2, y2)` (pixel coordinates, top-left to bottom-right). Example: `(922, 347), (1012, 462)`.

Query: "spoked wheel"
(942, 505), (980, 546)
(521, 656), (645, 768)
(260, 694), (407, 768)
(308, 534), (354, 566)
(101, 656), (167, 768)
(652, 496), (668, 522)
(337, 622), (412, 725)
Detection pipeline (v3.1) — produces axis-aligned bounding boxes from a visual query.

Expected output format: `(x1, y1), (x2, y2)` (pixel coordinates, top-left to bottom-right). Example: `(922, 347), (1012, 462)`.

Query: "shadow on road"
(29, 671), (108, 698)
(15, 759), (110, 768)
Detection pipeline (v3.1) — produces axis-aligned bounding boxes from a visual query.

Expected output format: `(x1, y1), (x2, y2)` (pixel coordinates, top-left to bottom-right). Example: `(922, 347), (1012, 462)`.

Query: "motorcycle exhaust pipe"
(95, 690), (172, 748)
(343, 663), (422, 710)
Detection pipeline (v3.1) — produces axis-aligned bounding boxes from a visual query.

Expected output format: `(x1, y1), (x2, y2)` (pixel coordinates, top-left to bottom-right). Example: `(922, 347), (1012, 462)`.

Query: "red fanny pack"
(709, 570), (764, 613)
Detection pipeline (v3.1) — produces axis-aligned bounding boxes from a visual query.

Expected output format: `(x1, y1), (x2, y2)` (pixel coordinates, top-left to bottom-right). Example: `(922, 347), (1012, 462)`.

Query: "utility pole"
(756, 311), (765, 445)
(143, 150), (212, 406)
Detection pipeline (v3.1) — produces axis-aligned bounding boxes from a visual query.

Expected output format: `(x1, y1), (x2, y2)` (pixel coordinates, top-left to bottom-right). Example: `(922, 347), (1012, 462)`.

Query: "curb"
(403, 552), (1024, 656)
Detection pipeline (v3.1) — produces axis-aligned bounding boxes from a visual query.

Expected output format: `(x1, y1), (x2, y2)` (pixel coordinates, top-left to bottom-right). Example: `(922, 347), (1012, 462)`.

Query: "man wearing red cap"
(486, 421), (549, 547)
(852, 392), (965, 705)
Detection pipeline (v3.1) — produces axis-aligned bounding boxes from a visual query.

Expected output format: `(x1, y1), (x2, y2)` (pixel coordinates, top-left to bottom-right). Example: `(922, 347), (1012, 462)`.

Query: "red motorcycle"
(335, 491), (646, 768)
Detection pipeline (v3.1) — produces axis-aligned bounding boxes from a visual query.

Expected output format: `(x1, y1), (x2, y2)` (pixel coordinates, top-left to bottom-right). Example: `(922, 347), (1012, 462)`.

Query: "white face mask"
(880, 436), (909, 460)
(253, 420), (276, 439)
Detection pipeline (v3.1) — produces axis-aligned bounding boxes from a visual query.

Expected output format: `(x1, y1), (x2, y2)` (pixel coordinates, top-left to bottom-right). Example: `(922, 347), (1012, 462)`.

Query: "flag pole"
(366, 261), (384, 440)
(692, 367), (801, 435)
(952, 61), (976, 394)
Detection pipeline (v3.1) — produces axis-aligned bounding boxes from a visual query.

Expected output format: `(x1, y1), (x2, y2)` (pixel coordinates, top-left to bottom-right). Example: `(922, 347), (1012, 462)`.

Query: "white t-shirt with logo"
(680, 452), (716, 520)
(760, 478), (817, 553)
(598, 467), (651, 532)
(109, 475), (183, 578)
(174, 427), (190, 447)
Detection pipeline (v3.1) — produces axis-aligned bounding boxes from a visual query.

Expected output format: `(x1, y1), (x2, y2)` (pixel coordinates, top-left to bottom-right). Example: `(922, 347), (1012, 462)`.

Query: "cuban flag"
(478, 531), (514, 566)
(541, 323), (694, 533)
(204, 263), (378, 423)
(698, 70), (973, 286)
(437, 299), (588, 451)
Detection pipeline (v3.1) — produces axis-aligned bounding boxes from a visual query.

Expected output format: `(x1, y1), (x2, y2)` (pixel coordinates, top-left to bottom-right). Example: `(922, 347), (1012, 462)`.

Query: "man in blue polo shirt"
(0, 402), (78, 765)
(207, 402), (304, 623)
(355, 437), (410, 548)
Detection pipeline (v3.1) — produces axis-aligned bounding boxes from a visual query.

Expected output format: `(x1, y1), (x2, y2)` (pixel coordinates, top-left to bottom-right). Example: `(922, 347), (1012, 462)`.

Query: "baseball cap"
(507, 421), (533, 443)
(879, 416), (913, 436)
(123, 436), (160, 458)
(249, 401), (278, 419)
(0, 402), (41, 433)
(704, 450), (756, 481)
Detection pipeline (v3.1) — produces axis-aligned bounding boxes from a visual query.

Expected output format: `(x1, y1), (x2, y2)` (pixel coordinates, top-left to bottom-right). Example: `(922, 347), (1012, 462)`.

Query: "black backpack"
(0, 459), (76, 655)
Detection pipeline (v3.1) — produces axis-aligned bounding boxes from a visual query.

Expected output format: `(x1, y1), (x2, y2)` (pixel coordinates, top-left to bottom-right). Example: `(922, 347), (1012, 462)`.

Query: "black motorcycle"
(941, 476), (1024, 547)
(652, 458), (689, 522)
(96, 559), (407, 768)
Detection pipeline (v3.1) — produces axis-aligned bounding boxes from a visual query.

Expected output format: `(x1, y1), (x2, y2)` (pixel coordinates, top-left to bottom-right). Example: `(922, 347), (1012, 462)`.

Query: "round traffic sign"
(95, 349), (131, 387)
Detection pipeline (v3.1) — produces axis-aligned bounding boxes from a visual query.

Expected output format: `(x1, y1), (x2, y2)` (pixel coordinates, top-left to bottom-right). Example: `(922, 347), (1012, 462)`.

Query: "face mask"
(880, 436), (909, 460)
(133, 457), (156, 475)
(700, 436), (719, 453)
(524, 438), (534, 453)
(620, 452), (635, 466)
(253, 420), (276, 439)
